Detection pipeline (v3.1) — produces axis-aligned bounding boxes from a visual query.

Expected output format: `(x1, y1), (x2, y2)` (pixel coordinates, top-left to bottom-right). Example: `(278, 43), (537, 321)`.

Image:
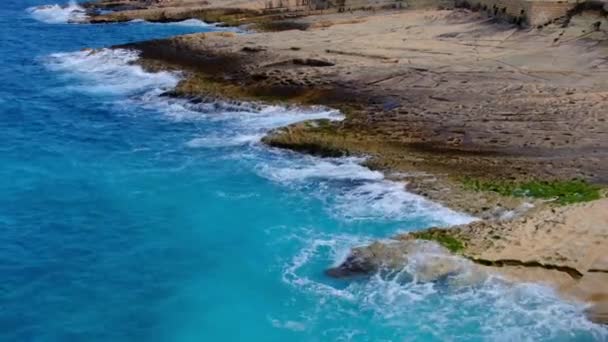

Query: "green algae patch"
(253, 20), (310, 32)
(411, 231), (465, 253)
(462, 178), (602, 205)
(303, 118), (339, 133)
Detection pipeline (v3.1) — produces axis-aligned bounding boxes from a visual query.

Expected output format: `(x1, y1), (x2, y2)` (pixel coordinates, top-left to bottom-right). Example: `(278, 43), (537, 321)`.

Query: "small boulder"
(326, 239), (482, 283)
(292, 58), (335, 67)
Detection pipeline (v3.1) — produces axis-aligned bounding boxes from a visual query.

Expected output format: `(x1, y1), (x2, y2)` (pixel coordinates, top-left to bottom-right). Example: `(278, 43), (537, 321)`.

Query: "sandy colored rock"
(459, 198), (608, 275)
(115, 8), (607, 217)
(123, 8), (608, 183)
(587, 300), (608, 325)
(360, 198), (608, 323)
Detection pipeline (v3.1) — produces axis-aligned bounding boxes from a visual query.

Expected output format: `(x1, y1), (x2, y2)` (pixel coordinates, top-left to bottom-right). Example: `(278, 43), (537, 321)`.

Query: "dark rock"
(292, 58), (335, 67)
(242, 46), (266, 53)
(325, 249), (377, 277)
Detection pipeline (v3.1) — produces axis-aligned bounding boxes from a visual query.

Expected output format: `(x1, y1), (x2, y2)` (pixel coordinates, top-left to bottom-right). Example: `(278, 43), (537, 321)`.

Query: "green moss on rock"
(462, 178), (602, 205)
(411, 230), (465, 253)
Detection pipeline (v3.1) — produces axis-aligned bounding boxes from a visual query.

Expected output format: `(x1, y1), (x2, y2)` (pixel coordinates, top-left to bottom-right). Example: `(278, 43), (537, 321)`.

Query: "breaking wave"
(27, 3), (230, 30)
(257, 155), (475, 225)
(45, 48), (179, 95)
(27, 1), (86, 24)
(130, 18), (238, 30)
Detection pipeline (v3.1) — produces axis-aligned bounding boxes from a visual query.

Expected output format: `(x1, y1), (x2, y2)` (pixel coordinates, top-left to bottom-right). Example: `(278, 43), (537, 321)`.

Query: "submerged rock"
(325, 241), (408, 277)
(327, 239), (485, 284)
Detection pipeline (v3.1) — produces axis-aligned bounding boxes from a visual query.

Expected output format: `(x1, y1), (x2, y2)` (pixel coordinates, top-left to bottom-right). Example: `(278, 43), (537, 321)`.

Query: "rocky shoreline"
(83, 0), (608, 324)
(327, 199), (608, 322)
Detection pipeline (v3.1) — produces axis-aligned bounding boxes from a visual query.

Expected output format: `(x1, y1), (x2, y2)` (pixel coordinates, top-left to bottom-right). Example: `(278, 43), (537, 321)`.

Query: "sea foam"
(180, 104), (342, 148)
(258, 155), (475, 226)
(130, 18), (225, 28)
(27, 2), (222, 29)
(44, 47), (341, 148)
(27, 1), (86, 24)
(45, 48), (179, 95)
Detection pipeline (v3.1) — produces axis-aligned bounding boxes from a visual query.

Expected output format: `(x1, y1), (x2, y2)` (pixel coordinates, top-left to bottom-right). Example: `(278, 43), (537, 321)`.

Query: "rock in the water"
(325, 241), (408, 277)
(326, 239), (484, 283)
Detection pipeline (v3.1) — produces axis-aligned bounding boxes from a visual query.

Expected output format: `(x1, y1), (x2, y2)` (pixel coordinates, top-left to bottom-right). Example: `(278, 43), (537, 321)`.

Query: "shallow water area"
(2, 0), (608, 341)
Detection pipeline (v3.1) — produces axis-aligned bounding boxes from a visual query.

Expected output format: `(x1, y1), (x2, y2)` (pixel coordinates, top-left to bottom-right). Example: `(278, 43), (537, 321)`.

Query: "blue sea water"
(1, 1), (607, 341)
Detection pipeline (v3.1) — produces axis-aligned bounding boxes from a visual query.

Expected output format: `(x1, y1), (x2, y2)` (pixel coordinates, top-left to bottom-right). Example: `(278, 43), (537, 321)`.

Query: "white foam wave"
(45, 48), (179, 95)
(335, 180), (474, 225)
(165, 19), (213, 27)
(126, 18), (243, 32)
(176, 101), (342, 126)
(186, 134), (264, 148)
(180, 104), (342, 147)
(27, 1), (86, 24)
(282, 235), (364, 300)
(127, 18), (211, 27)
(258, 156), (474, 226)
(261, 157), (383, 182)
(127, 18), (214, 28)
(360, 275), (606, 340)
(44, 47), (340, 150)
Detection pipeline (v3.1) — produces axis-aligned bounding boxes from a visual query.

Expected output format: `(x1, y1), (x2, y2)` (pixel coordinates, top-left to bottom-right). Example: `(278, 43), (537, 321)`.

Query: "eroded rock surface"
(119, 9), (608, 210)
(326, 239), (486, 284)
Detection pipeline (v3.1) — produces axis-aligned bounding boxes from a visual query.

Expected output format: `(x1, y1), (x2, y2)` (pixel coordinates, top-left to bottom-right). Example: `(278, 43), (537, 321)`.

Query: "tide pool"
(1, 1), (607, 341)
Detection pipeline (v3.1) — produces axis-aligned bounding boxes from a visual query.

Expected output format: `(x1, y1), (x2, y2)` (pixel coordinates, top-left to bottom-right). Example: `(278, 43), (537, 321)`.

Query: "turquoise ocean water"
(1, 1), (607, 340)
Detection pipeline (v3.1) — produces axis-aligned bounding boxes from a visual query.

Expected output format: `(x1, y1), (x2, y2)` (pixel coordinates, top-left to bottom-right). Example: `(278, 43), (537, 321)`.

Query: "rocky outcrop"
(587, 301), (608, 325)
(113, 8), (608, 220)
(117, 8), (608, 186)
(330, 198), (608, 324)
(326, 239), (486, 283)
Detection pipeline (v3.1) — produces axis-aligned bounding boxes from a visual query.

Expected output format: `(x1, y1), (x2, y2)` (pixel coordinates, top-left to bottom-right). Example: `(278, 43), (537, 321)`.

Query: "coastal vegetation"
(462, 178), (602, 205)
(410, 230), (465, 253)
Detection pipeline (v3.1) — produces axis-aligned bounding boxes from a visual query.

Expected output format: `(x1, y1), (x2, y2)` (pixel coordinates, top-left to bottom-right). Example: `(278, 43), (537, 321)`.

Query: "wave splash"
(129, 18), (229, 28)
(45, 48), (179, 95)
(27, 1), (86, 24)
(258, 156), (475, 225)
(282, 233), (608, 340)
(180, 103), (342, 148)
(28, 3), (235, 29)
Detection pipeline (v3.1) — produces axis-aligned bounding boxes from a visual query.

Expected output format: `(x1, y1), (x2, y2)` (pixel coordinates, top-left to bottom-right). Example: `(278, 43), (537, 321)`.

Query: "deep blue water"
(1, 1), (607, 341)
